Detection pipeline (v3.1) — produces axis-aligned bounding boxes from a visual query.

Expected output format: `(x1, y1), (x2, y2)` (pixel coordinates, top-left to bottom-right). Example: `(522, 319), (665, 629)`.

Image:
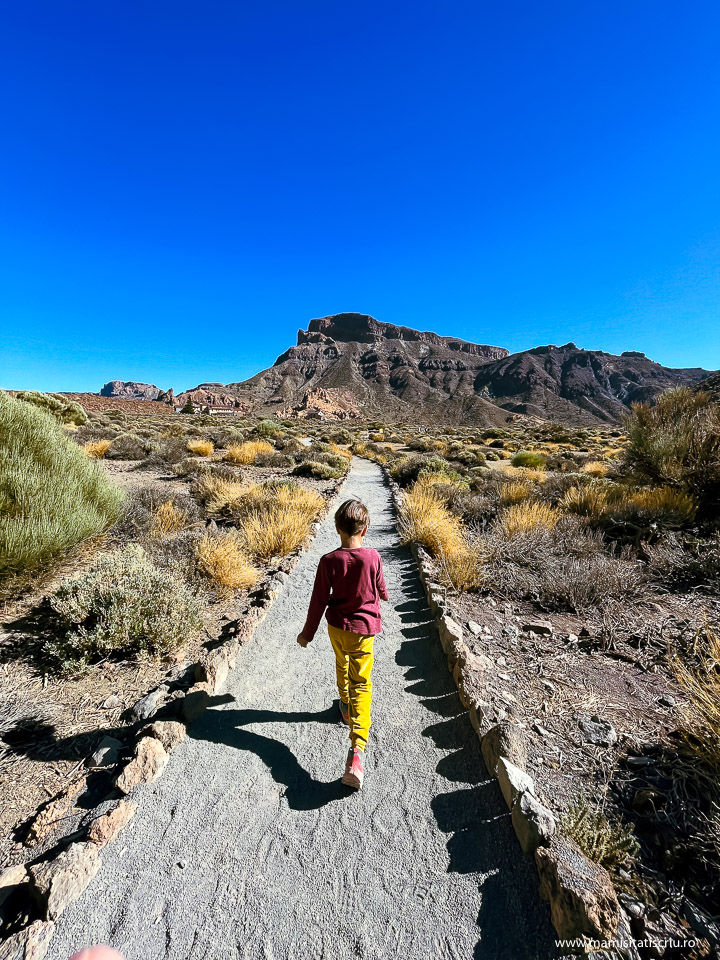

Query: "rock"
(683, 900), (720, 951)
(523, 620), (553, 636)
(29, 842), (101, 920)
(578, 714), (617, 747)
(437, 616), (464, 659)
(532, 722), (552, 741)
(631, 787), (666, 814)
(468, 699), (506, 738)
(567, 633), (579, 645)
(497, 757), (535, 809)
(626, 755), (654, 768)
(467, 620), (483, 638)
(128, 686), (167, 723)
(115, 737), (169, 794)
(657, 694), (676, 708)
(101, 694), (120, 710)
(481, 722), (527, 776)
(0, 919), (55, 960)
(25, 779), (86, 847)
(535, 837), (620, 941)
(87, 800), (137, 847)
(0, 864), (28, 908)
(86, 735), (125, 769)
(196, 648), (230, 693)
(511, 790), (556, 853)
(145, 720), (186, 752)
(182, 682), (210, 723)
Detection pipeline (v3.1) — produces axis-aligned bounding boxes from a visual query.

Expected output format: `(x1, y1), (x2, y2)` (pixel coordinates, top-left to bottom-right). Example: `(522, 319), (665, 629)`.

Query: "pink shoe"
(342, 748), (364, 789)
(339, 700), (350, 725)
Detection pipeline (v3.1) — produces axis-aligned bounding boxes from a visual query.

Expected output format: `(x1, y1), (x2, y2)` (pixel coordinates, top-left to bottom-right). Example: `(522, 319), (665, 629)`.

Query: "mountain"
(98, 313), (715, 425)
(100, 380), (162, 400)
(221, 314), (710, 425)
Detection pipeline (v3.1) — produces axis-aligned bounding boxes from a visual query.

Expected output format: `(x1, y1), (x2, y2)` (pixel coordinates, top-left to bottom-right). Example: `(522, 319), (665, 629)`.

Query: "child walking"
(296, 498), (388, 790)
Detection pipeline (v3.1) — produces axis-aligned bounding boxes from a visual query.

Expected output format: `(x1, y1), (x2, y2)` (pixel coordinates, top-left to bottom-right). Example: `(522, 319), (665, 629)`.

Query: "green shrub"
(47, 545), (203, 667)
(0, 392), (124, 582)
(292, 460), (344, 480)
(105, 433), (149, 460)
(511, 450), (547, 469)
(256, 418), (281, 437)
(14, 391), (87, 426)
(624, 388), (720, 517)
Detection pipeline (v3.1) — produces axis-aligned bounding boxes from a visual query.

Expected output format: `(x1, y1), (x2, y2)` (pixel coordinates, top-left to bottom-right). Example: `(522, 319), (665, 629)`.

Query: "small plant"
(499, 481), (531, 504)
(0, 392), (124, 582)
(149, 501), (187, 538)
(498, 501), (559, 537)
(582, 460), (610, 478)
(256, 418), (281, 437)
(224, 440), (274, 465)
(237, 484), (324, 559)
(187, 439), (214, 457)
(292, 461), (344, 480)
(47, 545), (203, 666)
(671, 624), (720, 777)
(511, 450), (546, 469)
(14, 391), (88, 426)
(83, 439), (112, 459)
(562, 795), (639, 879)
(195, 531), (258, 595)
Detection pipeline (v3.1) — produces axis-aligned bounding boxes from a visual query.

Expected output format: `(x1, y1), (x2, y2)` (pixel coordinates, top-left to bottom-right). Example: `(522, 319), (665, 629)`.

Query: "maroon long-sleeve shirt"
(301, 546), (388, 640)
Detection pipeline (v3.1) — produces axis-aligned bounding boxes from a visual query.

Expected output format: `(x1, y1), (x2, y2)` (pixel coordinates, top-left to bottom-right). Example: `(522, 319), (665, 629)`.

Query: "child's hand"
(296, 632), (310, 647)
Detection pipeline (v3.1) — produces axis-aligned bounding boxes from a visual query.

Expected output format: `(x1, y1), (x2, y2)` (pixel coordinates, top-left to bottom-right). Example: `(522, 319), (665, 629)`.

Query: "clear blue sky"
(1, 1), (719, 392)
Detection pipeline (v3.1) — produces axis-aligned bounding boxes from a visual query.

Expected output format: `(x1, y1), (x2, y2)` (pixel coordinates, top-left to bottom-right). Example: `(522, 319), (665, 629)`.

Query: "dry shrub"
(583, 460), (610, 478)
(235, 483), (324, 560)
(224, 440), (273, 465)
(562, 795), (639, 880)
(561, 483), (696, 529)
(672, 625), (720, 777)
(330, 442), (352, 461)
(194, 476), (248, 514)
(499, 481), (531, 504)
(398, 484), (481, 591)
(149, 500), (187, 538)
(84, 439), (112, 459)
(498, 501), (559, 537)
(187, 439), (214, 457)
(195, 531), (258, 595)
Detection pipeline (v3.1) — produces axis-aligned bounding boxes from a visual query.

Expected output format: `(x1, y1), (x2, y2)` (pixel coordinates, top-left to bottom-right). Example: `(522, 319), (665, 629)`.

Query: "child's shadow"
(190, 700), (352, 810)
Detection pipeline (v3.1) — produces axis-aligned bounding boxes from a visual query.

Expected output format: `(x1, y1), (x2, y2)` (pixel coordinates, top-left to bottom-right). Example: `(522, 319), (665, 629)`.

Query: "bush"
(83, 439), (112, 459)
(256, 418), (281, 437)
(14, 391), (87, 426)
(561, 482), (696, 533)
(105, 433), (148, 460)
(236, 484), (324, 559)
(195, 531), (258, 596)
(46, 545), (203, 666)
(498, 501), (559, 537)
(292, 461), (344, 480)
(224, 441), (274, 465)
(511, 450), (546, 469)
(0, 393), (124, 581)
(149, 501), (187, 538)
(398, 484), (481, 591)
(187, 439), (214, 457)
(113, 486), (199, 541)
(624, 387), (720, 517)
(562, 795), (639, 879)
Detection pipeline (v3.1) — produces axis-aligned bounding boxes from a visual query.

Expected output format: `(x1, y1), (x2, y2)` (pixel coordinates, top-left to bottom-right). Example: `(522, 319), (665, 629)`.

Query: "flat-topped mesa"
(297, 313), (509, 360)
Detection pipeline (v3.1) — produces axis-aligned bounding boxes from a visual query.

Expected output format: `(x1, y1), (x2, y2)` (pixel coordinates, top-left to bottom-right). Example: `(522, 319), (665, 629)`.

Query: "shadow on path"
(190, 702), (353, 810)
(392, 543), (557, 960)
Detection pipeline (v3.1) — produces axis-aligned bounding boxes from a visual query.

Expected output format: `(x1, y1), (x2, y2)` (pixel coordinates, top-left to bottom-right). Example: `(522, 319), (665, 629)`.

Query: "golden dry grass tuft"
(398, 483), (481, 591)
(149, 501), (187, 538)
(235, 483), (324, 560)
(187, 439), (214, 457)
(498, 501), (560, 537)
(223, 440), (273, 465)
(672, 625), (720, 777)
(582, 460), (610, 478)
(561, 483), (696, 526)
(83, 439), (112, 459)
(195, 531), (259, 595)
(195, 476), (248, 514)
(499, 480), (531, 504)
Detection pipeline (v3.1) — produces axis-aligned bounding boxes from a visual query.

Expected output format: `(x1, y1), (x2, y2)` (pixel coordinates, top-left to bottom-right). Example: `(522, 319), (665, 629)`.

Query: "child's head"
(335, 498), (370, 538)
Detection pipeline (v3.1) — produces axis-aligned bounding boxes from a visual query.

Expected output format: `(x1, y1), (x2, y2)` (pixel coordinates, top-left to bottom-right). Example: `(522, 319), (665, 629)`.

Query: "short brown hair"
(335, 498), (370, 536)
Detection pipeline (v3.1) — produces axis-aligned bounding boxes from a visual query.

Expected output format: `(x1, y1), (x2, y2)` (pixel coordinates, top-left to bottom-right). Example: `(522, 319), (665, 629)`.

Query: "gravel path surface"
(47, 459), (557, 960)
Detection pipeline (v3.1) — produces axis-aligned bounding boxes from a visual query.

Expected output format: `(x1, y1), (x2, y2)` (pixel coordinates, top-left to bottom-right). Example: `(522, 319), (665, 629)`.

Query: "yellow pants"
(327, 624), (374, 750)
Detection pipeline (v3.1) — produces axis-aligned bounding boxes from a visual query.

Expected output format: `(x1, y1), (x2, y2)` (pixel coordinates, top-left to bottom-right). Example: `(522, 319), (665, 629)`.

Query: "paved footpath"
(48, 459), (558, 960)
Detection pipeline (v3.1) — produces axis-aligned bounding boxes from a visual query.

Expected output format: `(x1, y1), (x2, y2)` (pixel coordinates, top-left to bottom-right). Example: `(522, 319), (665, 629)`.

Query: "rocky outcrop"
(100, 381), (163, 400)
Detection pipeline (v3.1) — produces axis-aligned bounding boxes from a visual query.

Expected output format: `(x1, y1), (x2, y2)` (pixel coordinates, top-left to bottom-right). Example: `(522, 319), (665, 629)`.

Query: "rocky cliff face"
(100, 381), (163, 400)
(98, 314), (715, 426)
